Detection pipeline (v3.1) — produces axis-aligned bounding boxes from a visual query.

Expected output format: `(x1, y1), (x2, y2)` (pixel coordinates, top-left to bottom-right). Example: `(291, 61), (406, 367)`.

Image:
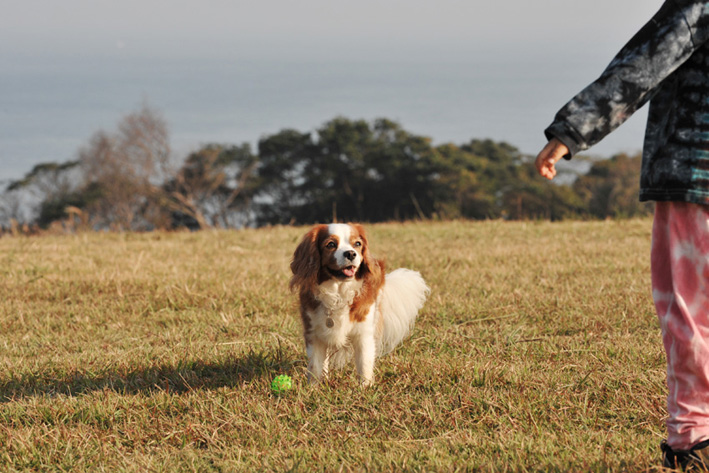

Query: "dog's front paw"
(307, 372), (324, 385)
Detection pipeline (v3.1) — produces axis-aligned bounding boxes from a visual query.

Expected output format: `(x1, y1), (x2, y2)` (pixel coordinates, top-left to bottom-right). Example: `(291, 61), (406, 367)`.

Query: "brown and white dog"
(290, 223), (429, 386)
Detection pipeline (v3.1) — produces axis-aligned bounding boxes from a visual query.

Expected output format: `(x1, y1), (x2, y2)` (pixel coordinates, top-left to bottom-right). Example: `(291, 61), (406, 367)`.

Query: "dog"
(289, 223), (429, 386)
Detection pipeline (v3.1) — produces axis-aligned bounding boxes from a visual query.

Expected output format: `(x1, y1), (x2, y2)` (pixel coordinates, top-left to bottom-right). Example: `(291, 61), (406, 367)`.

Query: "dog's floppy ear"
(290, 225), (326, 292)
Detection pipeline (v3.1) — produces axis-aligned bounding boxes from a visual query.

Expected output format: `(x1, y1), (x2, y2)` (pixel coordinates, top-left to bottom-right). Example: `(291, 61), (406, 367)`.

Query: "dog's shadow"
(0, 347), (302, 402)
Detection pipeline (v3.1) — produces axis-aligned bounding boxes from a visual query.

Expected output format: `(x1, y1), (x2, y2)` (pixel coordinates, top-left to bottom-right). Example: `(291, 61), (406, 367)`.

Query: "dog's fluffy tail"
(377, 268), (429, 356)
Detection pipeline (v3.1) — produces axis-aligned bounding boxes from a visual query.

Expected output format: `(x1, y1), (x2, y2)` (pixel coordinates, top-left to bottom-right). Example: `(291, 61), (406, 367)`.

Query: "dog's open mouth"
(329, 265), (357, 279)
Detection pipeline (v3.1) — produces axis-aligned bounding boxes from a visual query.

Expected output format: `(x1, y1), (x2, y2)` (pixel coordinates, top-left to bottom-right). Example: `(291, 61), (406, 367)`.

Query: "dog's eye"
(354, 241), (362, 247)
(326, 241), (337, 249)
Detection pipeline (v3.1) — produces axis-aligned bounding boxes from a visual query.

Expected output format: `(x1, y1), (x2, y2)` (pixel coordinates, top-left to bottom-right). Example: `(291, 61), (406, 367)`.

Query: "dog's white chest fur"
(311, 278), (374, 348)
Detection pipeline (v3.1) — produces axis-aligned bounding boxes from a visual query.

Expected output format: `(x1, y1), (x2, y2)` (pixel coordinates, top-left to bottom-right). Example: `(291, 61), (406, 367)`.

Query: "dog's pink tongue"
(343, 267), (356, 278)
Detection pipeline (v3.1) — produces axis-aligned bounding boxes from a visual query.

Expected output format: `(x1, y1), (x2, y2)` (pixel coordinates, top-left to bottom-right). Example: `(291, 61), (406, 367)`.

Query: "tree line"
(0, 104), (653, 232)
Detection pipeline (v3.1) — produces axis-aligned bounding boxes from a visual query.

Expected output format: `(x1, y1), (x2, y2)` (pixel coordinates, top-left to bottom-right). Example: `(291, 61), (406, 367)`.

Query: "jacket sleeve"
(545, 0), (709, 158)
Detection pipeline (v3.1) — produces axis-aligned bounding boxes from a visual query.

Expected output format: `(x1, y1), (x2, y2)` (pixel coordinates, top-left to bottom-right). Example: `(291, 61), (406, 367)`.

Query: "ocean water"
(0, 52), (647, 183)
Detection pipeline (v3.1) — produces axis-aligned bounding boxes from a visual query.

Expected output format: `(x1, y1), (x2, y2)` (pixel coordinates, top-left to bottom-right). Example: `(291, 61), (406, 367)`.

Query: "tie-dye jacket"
(545, 0), (709, 204)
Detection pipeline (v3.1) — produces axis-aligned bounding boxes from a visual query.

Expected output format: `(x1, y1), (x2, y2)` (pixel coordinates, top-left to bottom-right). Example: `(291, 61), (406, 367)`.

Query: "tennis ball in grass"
(271, 374), (293, 395)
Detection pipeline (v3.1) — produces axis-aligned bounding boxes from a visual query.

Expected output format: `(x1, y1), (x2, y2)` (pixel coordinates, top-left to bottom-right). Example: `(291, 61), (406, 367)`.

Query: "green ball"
(271, 374), (293, 395)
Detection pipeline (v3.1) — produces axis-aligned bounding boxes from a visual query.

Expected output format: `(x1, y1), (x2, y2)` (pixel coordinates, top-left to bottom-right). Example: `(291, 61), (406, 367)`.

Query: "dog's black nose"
(344, 250), (357, 261)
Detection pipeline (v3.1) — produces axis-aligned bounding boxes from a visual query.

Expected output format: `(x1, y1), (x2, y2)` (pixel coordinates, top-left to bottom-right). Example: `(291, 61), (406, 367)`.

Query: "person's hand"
(535, 138), (569, 180)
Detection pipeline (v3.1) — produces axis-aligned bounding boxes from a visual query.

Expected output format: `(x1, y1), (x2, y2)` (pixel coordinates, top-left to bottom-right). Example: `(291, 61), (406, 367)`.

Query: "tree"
(0, 185), (26, 227)
(305, 117), (373, 222)
(431, 143), (499, 219)
(364, 118), (438, 221)
(164, 144), (258, 229)
(573, 153), (652, 218)
(253, 129), (315, 225)
(36, 183), (101, 229)
(2, 161), (81, 227)
(500, 161), (584, 221)
(79, 104), (173, 230)
(250, 117), (442, 225)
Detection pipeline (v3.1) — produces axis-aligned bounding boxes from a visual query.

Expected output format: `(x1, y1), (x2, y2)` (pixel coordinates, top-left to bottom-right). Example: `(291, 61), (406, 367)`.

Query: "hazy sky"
(1, 0), (660, 60)
(0, 0), (664, 182)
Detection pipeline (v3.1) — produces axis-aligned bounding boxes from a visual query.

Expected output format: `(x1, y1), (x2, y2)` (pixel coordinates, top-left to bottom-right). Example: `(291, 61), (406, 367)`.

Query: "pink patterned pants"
(652, 201), (709, 450)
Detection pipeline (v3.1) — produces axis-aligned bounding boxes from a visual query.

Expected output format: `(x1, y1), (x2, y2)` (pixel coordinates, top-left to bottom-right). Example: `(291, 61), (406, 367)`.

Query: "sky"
(0, 0), (664, 183)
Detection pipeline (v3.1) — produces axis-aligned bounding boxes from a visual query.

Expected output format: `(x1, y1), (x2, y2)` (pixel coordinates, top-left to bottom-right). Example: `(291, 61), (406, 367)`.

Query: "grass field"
(0, 219), (668, 472)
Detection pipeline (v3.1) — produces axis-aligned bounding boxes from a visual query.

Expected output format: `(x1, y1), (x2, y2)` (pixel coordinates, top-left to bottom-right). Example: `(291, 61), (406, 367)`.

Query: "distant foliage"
(573, 153), (653, 219)
(0, 108), (652, 231)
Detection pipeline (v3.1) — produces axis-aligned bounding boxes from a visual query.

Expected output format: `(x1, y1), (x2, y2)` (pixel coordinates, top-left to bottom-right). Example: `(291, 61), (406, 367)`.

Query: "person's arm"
(545, 0), (709, 160)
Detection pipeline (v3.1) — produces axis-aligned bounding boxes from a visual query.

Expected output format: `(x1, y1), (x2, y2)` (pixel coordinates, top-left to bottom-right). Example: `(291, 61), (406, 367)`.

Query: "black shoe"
(662, 439), (709, 471)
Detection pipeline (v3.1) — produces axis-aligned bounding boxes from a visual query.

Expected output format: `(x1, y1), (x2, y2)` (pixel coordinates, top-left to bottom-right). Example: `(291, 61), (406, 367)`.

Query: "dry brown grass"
(0, 219), (666, 471)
